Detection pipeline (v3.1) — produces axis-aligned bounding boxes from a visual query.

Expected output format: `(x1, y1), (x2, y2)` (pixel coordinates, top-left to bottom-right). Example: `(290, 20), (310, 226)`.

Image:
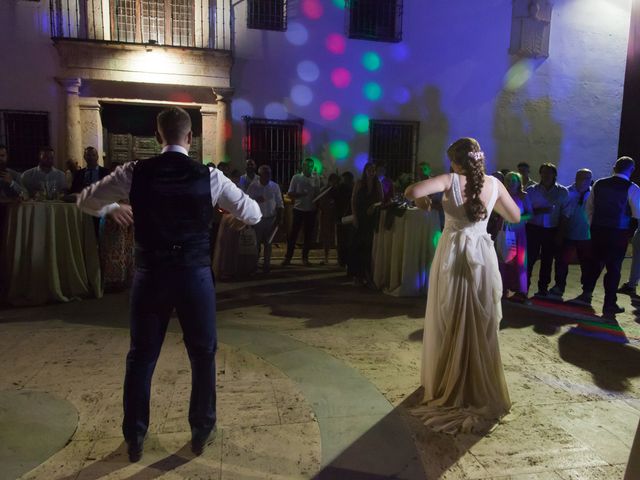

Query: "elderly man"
(580, 157), (640, 314)
(247, 164), (284, 272)
(70, 146), (109, 193)
(239, 158), (257, 192)
(0, 145), (25, 199)
(77, 107), (261, 461)
(21, 147), (67, 198)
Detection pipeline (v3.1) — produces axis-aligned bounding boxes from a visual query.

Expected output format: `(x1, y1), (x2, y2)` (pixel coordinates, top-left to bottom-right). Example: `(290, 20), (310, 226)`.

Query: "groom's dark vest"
(129, 151), (213, 268)
(591, 175), (632, 230)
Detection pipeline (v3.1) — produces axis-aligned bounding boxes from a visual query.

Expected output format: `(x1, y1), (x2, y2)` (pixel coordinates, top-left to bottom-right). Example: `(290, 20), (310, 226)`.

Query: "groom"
(77, 107), (261, 461)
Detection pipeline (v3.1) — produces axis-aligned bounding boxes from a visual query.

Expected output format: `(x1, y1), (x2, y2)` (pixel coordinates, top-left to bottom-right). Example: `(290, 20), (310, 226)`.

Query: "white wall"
(229, 0), (632, 185)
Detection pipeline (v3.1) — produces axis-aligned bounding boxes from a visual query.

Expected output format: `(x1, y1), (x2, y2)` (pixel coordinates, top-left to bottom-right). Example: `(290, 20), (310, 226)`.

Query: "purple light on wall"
(231, 98), (254, 120)
(286, 22), (309, 46)
(331, 68), (352, 88)
(392, 86), (411, 104)
(297, 60), (320, 82)
(326, 33), (346, 54)
(320, 101), (341, 121)
(291, 85), (314, 106)
(265, 102), (288, 120)
(302, 0), (324, 19)
(354, 152), (369, 172)
(391, 43), (410, 62)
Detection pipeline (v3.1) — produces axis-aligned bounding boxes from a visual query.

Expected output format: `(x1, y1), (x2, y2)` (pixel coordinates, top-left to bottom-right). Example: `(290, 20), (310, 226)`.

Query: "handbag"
(496, 223), (517, 263)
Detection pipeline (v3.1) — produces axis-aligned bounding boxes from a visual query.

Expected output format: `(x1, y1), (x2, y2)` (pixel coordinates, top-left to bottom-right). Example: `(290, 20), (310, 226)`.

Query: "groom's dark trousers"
(123, 265), (217, 441)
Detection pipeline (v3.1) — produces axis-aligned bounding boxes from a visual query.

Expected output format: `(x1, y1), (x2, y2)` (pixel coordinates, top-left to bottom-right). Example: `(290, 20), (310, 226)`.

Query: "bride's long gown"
(412, 173), (511, 434)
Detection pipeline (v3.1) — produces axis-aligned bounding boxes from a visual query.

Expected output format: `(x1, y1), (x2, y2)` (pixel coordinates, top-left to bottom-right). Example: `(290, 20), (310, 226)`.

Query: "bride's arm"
(404, 174), (452, 200)
(493, 181), (521, 224)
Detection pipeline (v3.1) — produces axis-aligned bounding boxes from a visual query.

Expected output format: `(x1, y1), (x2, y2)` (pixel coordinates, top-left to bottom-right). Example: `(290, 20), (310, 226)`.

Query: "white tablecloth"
(0, 201), (102, 306)
(372, 208), (441, 297)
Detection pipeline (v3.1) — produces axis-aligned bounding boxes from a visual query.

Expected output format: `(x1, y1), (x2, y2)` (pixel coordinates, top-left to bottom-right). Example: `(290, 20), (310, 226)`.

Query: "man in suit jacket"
(77, 107), (261, 461)
(70, 146), (110, 193)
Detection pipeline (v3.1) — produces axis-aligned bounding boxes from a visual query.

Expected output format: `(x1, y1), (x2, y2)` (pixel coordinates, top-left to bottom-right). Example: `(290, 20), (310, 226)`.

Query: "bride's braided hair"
(447, 137), (487, 222)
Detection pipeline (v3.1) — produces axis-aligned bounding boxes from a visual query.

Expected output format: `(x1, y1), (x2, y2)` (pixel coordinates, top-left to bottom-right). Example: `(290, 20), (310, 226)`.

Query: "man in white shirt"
(580, 157), (640, 314)
(525, 163), (571, 296)
(247, 164), (284, 272)
(282, 158), (320, 266)
(21, 147), (67, 198)
(239, 158), (257, 192)
(77, 107), (261, 461)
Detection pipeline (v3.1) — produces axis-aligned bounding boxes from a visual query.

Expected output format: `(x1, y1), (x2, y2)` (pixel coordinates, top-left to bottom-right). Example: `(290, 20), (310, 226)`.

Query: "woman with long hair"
(405, 138), (521, 434)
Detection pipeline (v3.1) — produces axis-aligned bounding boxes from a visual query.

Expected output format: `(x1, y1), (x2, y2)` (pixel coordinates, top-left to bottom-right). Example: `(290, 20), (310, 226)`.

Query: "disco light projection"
(504, 59), (535, 91)
(310, 156), (324, 174)
(363, 82), (382, 101)
(391, 43), (409, 62)
(354, 152), (369, 172)
(362, 52), (382, 71)
(329, 140), (350, 160)
(331, 67), (352, 88)
(332, 0), (345, 8)
(326, 33), (346, 54)
(302, 128), (311, 146)
(297, 60), (320, 82)
(569, 320), (629, 344)
(291, 85), (314, 106)
(264, 102), (288, 120)
(392, 86), (410, 104)
(286, 22), (309, 46)
(302, 0), (323, 19)
(320, 101), (341, 121)
(432, 229), (442, 249)
(231, 98), (254, 121)
(352, 114), (370, 133)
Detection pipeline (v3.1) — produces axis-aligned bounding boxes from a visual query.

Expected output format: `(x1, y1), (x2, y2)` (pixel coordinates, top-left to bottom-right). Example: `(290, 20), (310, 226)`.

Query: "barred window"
(247, 0), (287, 31)
(369, 120), (419, 180)
(244, 117), (302, 188)
(347, 0), (403, 43)
(0, 111), (50, 171)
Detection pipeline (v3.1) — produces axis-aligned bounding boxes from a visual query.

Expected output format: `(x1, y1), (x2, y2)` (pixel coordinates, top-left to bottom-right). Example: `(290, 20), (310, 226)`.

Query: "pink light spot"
(326, 33), (346, 55)
(320, 101), (341, 121)
(302, 128), (311, 145)
(331, 68), (352, 88)
(302, 0), (323, 19)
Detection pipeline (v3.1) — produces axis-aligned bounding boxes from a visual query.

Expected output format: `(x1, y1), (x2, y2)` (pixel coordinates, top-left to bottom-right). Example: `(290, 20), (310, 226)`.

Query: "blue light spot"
(391, 43), (409, 62)
(285, 22), (309, 46)
(231, 98), (254, 121)
(297, 60), (320, 82)
(264, 102), (288, 120)
(291, 85), (313, 106)
(354, 152), (369, 172)
(392, 86), (411, 104)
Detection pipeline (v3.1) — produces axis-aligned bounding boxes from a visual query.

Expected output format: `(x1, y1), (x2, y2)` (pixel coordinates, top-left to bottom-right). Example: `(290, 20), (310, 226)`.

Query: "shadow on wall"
(493, 90), (563, 175)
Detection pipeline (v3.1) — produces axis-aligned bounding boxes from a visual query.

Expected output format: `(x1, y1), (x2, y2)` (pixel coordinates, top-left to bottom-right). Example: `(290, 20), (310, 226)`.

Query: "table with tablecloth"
(372, 207), (441, 297)
(0, 201), (102, 306)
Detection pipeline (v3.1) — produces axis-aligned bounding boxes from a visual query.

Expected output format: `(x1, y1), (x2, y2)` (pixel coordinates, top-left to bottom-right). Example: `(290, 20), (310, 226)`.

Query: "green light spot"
(310, 156), (323, 175)
(332, 0), (346, 8)
(329, 140), (350, 160)
(362, 52), (381, 71)
(432, 230), (442, 249)
(352, 114), (370, 133)
(363, 82), (382, 101)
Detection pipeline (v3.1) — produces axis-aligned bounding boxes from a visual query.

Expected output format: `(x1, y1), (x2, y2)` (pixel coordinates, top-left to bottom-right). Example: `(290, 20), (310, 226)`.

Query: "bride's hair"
(447, 137), (487, 222)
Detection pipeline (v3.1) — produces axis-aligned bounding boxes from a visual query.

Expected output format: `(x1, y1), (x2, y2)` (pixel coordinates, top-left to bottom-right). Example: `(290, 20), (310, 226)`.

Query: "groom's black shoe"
(126, 435), (145, 462)
(191, 426), (216, 456)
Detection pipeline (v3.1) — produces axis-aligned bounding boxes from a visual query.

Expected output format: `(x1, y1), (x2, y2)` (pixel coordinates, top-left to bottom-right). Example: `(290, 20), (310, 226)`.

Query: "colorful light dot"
(330, 68), (352, 88)
(320, 101), (341, 121)
(392, 86), (410, 104)
(332, 0), (345, 8)
(354, 152), (369, 172)
(302, 0), (323, 19)
(310, 156), (323, 175)
(302, 128), (311, 146)
(290, 85), (313, 106)
(363, 82), (382, 101)
(264, 102), (288, 120)
(391, 43), (410, 62)
(504, 59), (535, 90)
(231, 98), (254, 121)
(285, 22), (309, 46)
(432, 230), (442, 249)
(352, 114), (369, 133)
(362, 52), (381, 71)
(329, 140), (350, 160)
(326, 33), (346, 55)
(297, 60), (320, 82)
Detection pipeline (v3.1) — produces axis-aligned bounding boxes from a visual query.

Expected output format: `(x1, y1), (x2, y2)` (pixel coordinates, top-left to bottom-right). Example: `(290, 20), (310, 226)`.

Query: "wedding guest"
(349, 162), (383, 286)
(335, 171), (355, 268)
(0, 145), (25, 199)
(21, 147), (67, 198)
(317, 173), (340, 264)
(70, 147), (109, 193)
(549, 169), (593, 298)
(217, 161), (231, 177)
(230, 169), (241, 187)
(525, 163), (570, 296)
(581, 157), (640, 314)
(499, 172), (532, 303)
(282, 158), (321, 266)
(247, 165), (283, 273)
(376, 161), (394, 204)
(517, 161), (537, 188)
(64, 159), (79, 190)
(239, 158), (257, 192)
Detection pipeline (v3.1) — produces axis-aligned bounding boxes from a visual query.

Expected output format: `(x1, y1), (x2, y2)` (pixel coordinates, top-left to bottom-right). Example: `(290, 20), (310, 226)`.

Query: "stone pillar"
(57, 78), (83, 167)
(213, 88), (233, 165)
(200, 104), (217, 165)
(79, 98), (104, 166)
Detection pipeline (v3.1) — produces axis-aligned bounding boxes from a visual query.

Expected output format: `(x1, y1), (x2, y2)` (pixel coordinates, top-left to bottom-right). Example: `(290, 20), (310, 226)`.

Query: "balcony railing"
(50, 0), (231, 50)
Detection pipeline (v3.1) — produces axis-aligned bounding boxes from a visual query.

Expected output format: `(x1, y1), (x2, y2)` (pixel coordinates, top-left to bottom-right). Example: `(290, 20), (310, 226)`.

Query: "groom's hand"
(108, 204), (134, 227)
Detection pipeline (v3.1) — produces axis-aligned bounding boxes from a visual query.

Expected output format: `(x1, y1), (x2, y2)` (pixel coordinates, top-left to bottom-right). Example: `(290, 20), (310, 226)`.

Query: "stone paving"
(0, 249), (639, 480)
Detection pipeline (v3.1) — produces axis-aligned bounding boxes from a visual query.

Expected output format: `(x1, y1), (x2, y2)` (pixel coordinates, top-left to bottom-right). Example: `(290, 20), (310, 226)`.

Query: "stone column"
(200, 104), (217, 165)
(79, 98), (104, 166)
(57, 78), (83, 167)
(213, 88), (233, 165)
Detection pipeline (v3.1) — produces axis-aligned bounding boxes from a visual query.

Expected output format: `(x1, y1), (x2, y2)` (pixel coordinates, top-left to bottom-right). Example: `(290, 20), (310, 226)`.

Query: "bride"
(405, 138), (521, 434)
